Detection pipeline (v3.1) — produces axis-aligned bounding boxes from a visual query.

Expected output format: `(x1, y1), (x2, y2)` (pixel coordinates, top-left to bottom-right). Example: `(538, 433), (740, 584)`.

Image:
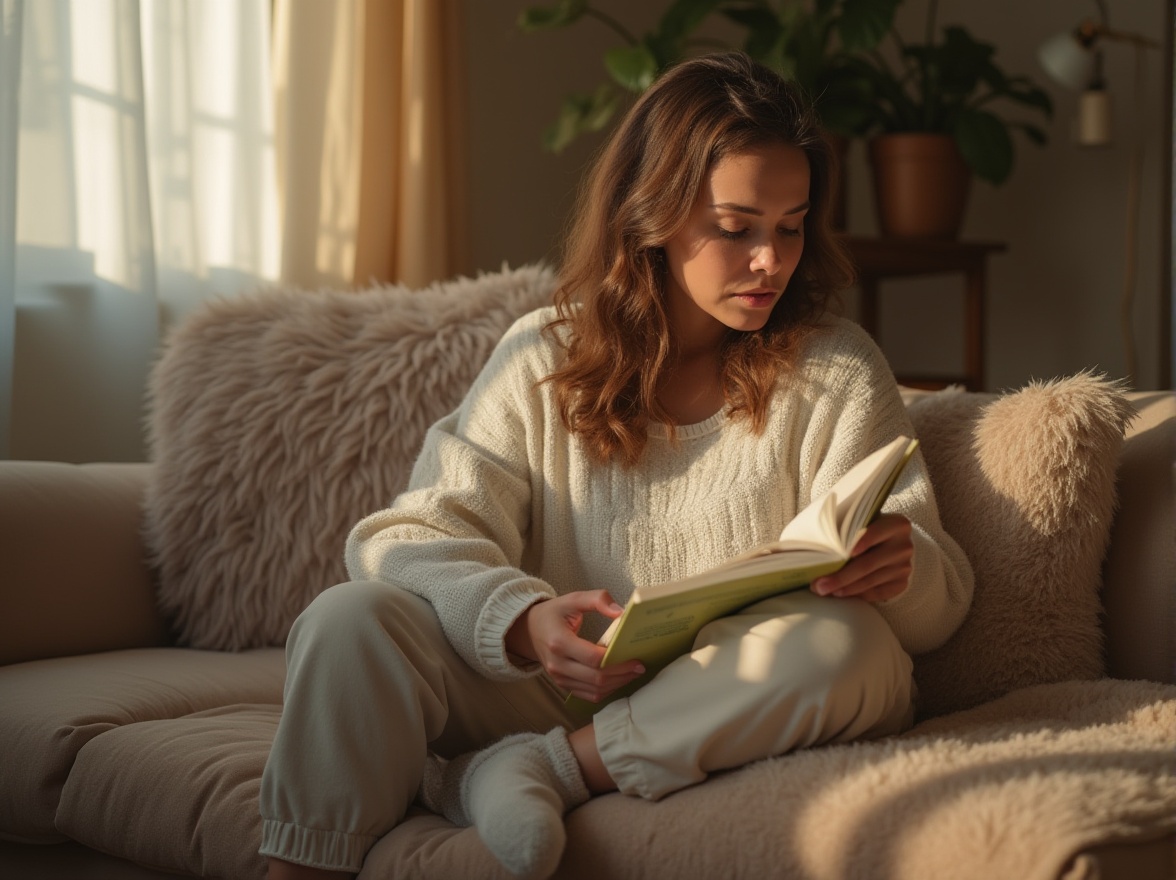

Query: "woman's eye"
(779, 226), (802, 238)
(718, 227), (748, 240)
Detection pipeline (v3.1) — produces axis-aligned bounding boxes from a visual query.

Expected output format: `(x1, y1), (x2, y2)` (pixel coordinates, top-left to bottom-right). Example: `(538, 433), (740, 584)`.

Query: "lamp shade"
(1038, 30), (1095, 89)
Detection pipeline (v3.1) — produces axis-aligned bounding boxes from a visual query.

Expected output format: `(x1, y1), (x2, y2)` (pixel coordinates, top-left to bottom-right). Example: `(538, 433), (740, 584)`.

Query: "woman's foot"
(419, 727), (590, 880)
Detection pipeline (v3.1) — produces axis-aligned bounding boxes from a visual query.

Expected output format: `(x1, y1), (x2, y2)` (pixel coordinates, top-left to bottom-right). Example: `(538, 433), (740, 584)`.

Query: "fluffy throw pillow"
(145, 263), (557, 650)
(906, 373), (1135, 718)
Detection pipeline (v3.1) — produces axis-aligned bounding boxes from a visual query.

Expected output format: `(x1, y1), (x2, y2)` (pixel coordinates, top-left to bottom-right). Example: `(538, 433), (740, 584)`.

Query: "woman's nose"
(751, 242), (781, 275)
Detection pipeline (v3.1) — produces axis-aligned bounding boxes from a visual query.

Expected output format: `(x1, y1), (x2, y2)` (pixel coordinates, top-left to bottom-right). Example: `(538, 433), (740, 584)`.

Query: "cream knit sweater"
(345, 307), (973, 681)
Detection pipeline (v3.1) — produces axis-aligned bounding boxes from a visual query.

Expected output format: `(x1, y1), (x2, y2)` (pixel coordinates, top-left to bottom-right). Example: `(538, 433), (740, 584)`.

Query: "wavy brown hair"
(544, 52), (856, 466)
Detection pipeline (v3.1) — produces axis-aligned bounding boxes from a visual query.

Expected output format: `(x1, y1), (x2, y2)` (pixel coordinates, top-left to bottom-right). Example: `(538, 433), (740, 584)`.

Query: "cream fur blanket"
(366, 678), (1176, 880)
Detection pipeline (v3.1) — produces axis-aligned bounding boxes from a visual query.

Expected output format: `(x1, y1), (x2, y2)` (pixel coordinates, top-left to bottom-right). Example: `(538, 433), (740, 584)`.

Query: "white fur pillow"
(906, 373), (1135, 718)
(145, 264), (557, 650)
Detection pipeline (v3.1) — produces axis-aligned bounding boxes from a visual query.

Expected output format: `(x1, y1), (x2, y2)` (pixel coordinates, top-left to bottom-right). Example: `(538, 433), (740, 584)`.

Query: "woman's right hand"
(506, 591), (646, 704)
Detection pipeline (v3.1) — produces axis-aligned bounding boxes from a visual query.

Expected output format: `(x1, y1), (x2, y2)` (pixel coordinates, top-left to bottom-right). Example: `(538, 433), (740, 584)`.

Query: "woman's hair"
(544, 51), (856, 467)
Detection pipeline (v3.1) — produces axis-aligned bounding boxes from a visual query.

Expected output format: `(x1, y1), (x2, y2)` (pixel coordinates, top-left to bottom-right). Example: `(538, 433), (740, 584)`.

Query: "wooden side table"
(841, 235), (1007, 391)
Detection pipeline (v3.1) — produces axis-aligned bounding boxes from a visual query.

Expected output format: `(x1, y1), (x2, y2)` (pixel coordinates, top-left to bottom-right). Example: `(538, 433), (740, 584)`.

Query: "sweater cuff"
(475, 580), (554, 680)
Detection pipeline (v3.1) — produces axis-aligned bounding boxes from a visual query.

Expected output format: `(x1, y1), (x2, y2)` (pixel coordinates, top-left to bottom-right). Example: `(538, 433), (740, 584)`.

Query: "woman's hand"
(810, 513), (913, 603)
(505, 591), (646, 704)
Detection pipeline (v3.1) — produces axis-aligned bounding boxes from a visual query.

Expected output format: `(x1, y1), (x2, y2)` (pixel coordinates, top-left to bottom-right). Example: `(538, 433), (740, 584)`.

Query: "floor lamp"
(1038, 1), (1161, 386)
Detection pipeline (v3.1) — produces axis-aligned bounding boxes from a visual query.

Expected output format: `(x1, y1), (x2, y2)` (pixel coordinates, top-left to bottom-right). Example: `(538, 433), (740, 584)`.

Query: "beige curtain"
(272, 0), (467, 290)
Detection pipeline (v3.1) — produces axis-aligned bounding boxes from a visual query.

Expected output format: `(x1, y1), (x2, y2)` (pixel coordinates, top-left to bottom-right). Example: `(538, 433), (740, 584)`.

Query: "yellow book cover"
(566, 435), (919, 715)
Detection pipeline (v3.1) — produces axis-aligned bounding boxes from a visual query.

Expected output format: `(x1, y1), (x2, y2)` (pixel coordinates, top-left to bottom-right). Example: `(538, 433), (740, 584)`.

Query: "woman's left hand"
(810, 513), (913, 603)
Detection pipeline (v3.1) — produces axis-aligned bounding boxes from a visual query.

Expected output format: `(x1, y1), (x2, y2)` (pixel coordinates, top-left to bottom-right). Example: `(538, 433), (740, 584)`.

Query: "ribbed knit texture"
(345, 307), (974, 680)
(418, 729), (590, 880)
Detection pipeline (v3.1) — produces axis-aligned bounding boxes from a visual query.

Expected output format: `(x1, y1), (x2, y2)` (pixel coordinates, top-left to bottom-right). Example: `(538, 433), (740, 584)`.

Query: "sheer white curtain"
(1, 0), (278, 461)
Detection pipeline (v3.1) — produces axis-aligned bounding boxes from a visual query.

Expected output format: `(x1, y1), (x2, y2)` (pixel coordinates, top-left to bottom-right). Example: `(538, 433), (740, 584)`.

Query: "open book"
(566, 435), (919, 715)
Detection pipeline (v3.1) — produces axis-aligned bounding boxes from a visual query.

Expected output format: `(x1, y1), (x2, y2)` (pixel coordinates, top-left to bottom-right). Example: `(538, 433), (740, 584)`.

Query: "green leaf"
(643, 30), (681, 71)
(1010, 121), (1048, 146)
(954, 107), (1013, 185)
(1003, 80), (1054, 116)
(781, 14), (831, 91)
(605, 44), (659, 92)
(837, 0), (900, 52)
(541, 84), (620, 153)
(848, 55), (923, 131)
(658, 0), (726, 44)
(543, 110), (580, 153)
(582, 83), (622, 131)
(936, 26), (993, 99)
(817, 101), (875, 137)
(815, 66), (878, 135)
(721, 6), (782, 60)
(518, 0), (588, 32)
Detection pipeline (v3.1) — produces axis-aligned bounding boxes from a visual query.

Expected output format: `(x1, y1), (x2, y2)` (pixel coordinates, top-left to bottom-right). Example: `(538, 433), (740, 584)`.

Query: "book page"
(835, 437), (918, 547)
(732, 492), (840, 561)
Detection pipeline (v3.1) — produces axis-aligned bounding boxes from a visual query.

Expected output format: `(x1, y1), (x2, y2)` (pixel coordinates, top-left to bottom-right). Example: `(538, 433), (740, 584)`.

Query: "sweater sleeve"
(795, 321), (974, 655)
(344, 310), (555, 681)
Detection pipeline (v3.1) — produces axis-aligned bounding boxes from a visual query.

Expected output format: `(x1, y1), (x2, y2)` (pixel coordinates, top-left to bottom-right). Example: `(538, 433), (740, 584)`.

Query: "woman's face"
(662, 143), (810, 353)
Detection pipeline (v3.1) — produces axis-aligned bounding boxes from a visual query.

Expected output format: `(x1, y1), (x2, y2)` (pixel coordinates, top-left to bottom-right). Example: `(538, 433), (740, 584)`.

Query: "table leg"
(964, 266), (985, 391)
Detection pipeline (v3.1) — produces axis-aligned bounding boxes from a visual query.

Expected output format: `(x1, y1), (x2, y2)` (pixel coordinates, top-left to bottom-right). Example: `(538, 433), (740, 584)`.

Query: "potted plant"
(720, 0), (899, 140)
(517, 0), (732, 154)
(722, 0), (901, 226)
(518, 0), (900, 226)
(849, 1), (1054, 238)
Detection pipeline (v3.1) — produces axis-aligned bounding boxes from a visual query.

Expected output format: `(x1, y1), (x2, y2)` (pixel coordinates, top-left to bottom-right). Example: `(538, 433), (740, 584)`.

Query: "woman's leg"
(568, 724), (615, 794)
(591, 591), (914, 800)
(258, 581), (570, 877)
(422, 593), (911, 878)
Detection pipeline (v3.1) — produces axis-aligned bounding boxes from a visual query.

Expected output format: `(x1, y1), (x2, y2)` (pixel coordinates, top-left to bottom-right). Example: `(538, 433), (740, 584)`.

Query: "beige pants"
(259, 581), (914, 871)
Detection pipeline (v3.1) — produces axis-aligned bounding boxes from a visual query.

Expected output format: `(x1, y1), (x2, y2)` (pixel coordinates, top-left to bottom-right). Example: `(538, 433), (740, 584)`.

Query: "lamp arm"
(1091, 25), (1161, 51)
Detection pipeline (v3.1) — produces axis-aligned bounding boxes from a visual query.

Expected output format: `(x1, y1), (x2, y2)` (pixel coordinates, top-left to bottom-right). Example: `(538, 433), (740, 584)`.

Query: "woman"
(260, 52), (973, 880)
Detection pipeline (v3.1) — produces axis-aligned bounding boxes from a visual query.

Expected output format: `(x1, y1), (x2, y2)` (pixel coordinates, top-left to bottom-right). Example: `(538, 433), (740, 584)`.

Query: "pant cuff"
(259, 818), (377, 873)
(593, 698), (700, 801)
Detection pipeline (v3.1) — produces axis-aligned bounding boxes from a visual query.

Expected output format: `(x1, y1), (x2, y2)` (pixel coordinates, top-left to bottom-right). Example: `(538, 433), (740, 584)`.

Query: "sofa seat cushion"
(0, 647), (284, 843)
(55, 705), (278, 880)
(364, 679), (1176, 880)
(0, 461), (166, 665)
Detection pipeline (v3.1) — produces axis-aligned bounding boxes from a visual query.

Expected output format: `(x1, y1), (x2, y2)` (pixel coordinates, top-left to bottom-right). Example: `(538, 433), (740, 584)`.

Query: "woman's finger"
(850, 513), (911, 557)
(829, 561), (912, 599)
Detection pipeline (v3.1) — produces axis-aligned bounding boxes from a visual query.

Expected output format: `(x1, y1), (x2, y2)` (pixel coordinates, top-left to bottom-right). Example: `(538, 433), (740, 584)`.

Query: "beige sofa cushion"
(1102, 391), (1176, 683)
(0, 462), (166, 665)
(55, 705), (277, 880)
(145, 264), (556, 651)
(0, 647), (284, 843)
(904, 374), (1134, 718)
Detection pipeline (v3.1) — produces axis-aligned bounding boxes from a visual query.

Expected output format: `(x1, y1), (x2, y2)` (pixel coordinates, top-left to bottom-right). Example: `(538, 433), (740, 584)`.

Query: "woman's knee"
(818, 598), (912, 689)
(699, 592), (910, 698)
(289, 580), (424, 647)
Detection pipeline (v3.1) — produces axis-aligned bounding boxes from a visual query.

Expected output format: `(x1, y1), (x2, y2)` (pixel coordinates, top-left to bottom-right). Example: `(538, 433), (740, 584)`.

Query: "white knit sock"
(418, 728), (590, 880)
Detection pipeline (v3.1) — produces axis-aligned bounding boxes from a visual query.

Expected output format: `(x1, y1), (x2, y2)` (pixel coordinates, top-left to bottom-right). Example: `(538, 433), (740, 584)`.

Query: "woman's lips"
(732, 289), (777, 308)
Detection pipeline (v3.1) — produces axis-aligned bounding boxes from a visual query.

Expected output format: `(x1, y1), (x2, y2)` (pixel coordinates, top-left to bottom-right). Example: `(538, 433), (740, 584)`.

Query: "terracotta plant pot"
(868, 133), (971, 239)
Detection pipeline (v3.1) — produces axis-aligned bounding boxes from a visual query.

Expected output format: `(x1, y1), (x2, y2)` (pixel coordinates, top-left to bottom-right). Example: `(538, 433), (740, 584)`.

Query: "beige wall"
(464, 0), (1171, 392)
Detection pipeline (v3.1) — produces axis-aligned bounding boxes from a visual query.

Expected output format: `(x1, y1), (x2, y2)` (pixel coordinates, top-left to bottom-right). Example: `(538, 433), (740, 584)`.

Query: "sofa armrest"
(0, 461), (169, 665)
(1102, 392), (1176, 685)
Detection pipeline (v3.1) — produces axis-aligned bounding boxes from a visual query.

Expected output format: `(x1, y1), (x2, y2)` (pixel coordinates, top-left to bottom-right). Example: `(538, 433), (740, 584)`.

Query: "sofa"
(1, 263), (1174, 880)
